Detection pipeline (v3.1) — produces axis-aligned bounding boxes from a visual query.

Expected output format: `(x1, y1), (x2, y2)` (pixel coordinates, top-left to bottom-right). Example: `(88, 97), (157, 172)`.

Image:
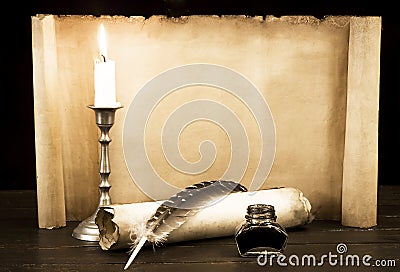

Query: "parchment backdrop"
(31, 15), (380, 229)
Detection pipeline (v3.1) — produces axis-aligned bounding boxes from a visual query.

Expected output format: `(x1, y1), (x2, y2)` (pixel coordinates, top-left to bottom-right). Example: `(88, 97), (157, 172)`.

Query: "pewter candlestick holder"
(72, 105), (122, 241)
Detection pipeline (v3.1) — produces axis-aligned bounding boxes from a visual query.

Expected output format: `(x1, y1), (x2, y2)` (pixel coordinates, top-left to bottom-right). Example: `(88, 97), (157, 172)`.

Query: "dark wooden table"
(0, 186), (399, 271)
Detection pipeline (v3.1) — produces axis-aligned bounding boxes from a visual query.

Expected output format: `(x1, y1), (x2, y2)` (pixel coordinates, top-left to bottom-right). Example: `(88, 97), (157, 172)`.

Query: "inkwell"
(235, 204), (288, 257)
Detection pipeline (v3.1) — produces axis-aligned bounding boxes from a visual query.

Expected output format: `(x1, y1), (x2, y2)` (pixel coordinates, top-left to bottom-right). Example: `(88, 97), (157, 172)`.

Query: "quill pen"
(124, 180), (247, 270)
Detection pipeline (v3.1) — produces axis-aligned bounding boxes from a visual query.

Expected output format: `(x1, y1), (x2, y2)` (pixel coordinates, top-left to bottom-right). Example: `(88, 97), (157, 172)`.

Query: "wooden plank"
(1, 189), (399, 272)
(6, 263), (390, 272)
(1, 242), (398, 270)
(0, 191), (37, 209)
(2, 220), (399, 263)
(378, 185), (400, 205)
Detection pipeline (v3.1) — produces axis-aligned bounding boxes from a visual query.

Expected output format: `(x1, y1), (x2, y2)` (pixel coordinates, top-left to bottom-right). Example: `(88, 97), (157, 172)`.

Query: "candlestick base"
(72, 210), (100, 241)
(72, 104), (123, 242)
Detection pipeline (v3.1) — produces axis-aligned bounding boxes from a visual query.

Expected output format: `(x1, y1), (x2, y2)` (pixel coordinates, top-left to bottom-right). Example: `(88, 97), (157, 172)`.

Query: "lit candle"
(94, 24), (119, 107)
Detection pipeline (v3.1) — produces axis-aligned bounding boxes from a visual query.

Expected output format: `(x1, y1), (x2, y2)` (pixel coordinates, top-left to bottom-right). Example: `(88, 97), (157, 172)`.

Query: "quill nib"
(124, 236), (147, 270)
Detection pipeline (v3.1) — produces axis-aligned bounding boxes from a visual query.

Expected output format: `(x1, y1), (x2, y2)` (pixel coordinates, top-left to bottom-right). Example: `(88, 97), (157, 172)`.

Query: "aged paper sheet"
(31, 15), (380, 228)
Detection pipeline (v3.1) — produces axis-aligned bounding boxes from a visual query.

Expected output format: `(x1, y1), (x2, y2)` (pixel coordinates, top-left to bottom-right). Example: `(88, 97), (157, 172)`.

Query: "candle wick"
(101, 54), (106, 62)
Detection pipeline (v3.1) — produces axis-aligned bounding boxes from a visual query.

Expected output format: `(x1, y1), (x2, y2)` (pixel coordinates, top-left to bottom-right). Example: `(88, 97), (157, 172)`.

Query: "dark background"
(3, 1), (397, 190)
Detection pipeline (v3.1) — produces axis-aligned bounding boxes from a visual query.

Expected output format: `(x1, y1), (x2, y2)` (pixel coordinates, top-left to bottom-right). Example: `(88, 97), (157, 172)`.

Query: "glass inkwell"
(235, 204), (288, 257)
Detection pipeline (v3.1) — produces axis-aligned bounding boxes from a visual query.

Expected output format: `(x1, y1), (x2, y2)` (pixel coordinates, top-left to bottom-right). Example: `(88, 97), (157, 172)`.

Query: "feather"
(124, 180), (247, 270)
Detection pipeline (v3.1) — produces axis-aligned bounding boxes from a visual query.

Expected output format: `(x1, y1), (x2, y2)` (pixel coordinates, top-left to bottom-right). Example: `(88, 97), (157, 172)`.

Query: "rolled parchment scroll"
(95, 187), (313, 250)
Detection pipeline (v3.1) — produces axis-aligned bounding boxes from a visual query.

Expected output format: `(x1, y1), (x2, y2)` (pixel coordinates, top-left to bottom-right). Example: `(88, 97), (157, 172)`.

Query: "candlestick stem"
(72, 105), (122, 241)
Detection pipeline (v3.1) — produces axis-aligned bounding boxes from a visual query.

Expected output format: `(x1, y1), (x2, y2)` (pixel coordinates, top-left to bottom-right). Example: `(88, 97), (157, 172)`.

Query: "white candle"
(94, 24), (119, 107)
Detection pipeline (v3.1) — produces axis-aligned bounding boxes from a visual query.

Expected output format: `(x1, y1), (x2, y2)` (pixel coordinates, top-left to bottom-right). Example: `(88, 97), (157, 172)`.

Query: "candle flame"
(98, 24), (108, 61)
